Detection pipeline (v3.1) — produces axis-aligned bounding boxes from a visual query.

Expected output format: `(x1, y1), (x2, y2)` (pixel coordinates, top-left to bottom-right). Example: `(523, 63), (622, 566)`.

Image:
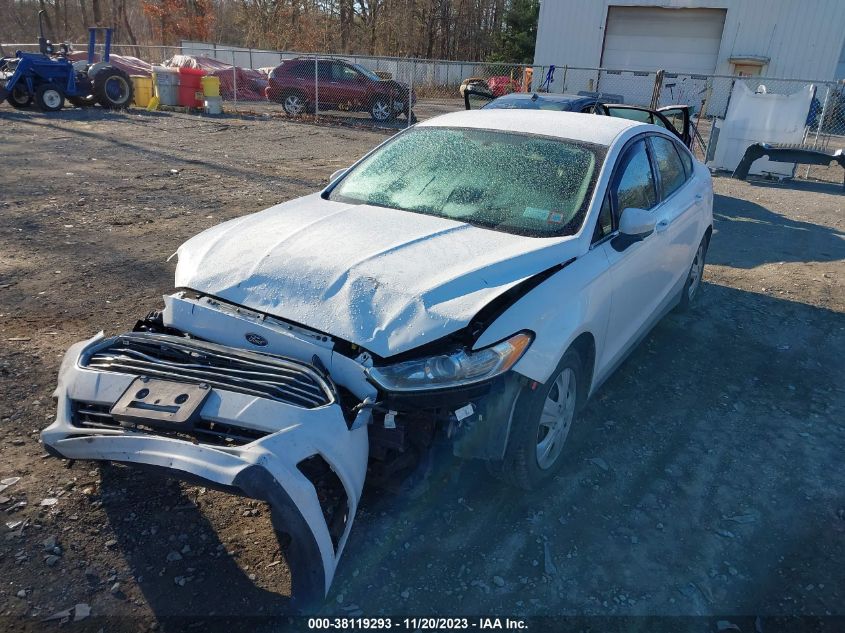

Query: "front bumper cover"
(42, 333), (370, 605)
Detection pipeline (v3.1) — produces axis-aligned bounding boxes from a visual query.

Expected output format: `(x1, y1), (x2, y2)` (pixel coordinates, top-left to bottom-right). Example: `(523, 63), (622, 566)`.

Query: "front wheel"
(490, 350), (583, 490)
(7, 84), (33, 109)
(370, 96), (395, 122)
(34, 84), (65, 112)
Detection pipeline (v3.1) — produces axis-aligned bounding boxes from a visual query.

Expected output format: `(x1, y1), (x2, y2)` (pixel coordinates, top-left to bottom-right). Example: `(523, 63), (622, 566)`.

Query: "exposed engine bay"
(42, 291), (515, 604)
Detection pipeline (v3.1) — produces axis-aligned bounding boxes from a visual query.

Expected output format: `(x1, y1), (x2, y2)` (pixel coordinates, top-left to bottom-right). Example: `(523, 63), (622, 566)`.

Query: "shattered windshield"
(327, 127), (605, 237)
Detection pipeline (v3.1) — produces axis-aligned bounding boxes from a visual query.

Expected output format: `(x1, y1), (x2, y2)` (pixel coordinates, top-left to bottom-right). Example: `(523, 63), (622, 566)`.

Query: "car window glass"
(593, 193), (613, 242)
(289, 62), (310, 78)
(676, 141), (694, 176)
(659, 108), (686, 135)
(334, 64), (359, 81)
(317, 61), (332, 79)
(651, 135), (687, 199)
(606, 107), (670, 130)
(614, 140), (656, 212)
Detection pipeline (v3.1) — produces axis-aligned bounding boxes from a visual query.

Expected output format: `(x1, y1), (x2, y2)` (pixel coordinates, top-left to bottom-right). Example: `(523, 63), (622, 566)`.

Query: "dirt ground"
(1, 108), (843, 632)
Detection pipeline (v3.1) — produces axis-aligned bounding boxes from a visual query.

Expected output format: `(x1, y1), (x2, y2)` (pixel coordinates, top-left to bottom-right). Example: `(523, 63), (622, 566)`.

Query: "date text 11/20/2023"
(307, 617), (528, 629)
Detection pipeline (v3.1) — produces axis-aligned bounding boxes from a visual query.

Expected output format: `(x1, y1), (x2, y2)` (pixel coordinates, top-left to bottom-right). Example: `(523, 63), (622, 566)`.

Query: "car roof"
(418, 109), (642, 146)
(493, 92), (590, 103)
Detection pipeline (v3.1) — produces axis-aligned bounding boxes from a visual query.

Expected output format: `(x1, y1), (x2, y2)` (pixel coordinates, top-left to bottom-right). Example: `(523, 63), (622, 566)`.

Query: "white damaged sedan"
(42, 110), (712, 604)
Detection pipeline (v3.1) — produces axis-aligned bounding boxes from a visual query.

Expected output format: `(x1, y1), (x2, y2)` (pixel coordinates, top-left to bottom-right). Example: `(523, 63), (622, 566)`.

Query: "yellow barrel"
(201, 75), (220, 98)
(131, 75), (154, 108)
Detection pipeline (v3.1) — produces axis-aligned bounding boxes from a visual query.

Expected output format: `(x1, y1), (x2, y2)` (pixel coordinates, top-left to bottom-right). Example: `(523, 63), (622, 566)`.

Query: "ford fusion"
(42, 110), (713, 603)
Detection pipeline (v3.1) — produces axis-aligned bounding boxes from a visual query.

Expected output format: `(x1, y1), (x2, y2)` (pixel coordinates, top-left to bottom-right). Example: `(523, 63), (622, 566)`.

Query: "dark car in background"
(464, 86), (694, 149)
(266, 57), (415, 122)
(471, 91), (621, 113)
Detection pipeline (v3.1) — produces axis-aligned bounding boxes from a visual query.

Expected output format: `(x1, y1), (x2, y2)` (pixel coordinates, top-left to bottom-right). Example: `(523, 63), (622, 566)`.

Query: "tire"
(34, 84), (65, 112)
(6, 84), (33, 109)
(93, 67), (133, 109)
(491, 349), (583, 490)
(370, 95), (395, 122)
(676, 234), (708, 312)
(68, 94), (96, 108)
(282, 91), (308, 116)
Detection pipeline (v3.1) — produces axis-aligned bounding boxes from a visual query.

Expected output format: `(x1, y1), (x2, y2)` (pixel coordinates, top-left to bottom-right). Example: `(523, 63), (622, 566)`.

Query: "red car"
(486, 75), (522, 97)
(265, 57), (416, 122)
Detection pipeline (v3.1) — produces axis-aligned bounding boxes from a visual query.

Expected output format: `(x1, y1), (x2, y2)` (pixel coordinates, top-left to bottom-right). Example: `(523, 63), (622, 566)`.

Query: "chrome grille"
(82, 333), (334, 409)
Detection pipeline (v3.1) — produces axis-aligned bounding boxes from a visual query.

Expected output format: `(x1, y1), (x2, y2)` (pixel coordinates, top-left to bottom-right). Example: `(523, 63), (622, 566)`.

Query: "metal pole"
(232, 49), (238, 109)
(407, 58), (415, 128)
(650, 70), (664, 110)
(805, 84), (832, 178)
(314, 56), (319, 118)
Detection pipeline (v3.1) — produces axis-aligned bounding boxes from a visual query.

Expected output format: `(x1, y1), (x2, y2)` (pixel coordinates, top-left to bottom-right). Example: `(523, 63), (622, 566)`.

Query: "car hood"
(175, 194), (581, 357)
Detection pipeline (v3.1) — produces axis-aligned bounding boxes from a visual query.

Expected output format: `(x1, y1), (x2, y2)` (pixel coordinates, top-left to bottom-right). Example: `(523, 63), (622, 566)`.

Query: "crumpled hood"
(175, 194), (581, 357)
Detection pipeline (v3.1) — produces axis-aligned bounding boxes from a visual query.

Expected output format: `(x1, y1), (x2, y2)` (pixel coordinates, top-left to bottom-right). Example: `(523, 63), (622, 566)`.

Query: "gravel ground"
(0, 107), (843, 632)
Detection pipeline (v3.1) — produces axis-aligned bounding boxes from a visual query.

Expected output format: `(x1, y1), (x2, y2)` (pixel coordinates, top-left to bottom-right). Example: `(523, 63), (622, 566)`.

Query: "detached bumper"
(42, 334), (370, 604)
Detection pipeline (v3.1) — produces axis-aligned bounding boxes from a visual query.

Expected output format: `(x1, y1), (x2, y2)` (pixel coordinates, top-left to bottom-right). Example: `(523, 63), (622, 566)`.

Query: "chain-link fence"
(3, 39), (844, 181)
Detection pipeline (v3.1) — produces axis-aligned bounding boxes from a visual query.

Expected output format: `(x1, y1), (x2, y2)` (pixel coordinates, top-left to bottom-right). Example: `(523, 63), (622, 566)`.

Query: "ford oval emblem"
(245, 332), (268, 347)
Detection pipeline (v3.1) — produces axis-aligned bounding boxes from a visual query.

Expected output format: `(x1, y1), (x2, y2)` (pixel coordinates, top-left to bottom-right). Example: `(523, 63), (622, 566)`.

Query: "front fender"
(472, 248), (611, 388)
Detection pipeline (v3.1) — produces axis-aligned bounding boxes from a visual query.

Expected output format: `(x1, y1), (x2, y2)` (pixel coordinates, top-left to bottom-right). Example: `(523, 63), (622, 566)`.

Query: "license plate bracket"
(111, 377), (210, 430)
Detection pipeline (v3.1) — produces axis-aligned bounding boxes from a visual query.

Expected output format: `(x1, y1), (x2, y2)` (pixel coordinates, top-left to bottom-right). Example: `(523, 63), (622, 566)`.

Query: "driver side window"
(592, 139), (657, 244)
(614, 140), (657, 214)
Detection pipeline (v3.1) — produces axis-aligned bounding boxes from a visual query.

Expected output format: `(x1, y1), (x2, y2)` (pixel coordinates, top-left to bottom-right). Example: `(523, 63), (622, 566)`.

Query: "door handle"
(655, 219), (670, 233)
(695, 193), (704, 201)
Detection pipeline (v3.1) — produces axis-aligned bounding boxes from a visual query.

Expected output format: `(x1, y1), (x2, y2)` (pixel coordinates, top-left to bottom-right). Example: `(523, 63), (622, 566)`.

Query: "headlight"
(366, 332), (532, 392)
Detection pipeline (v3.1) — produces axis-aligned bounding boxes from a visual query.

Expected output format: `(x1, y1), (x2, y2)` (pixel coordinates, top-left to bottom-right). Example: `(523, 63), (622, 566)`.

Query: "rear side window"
(650, 135), (687, 199)
(676, 142), (694, 177)
(614, 140), (656, 212)
(286, 62), (311, 78)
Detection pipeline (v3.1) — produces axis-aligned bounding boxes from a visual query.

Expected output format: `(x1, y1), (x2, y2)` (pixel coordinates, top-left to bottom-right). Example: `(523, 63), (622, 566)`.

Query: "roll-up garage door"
(601, 6), (726, 74)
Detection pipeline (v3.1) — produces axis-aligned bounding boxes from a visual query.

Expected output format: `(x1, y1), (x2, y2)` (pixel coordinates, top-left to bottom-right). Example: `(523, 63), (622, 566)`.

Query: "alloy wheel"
(284, 94), (305, 115)
(371, 99), (391, 121)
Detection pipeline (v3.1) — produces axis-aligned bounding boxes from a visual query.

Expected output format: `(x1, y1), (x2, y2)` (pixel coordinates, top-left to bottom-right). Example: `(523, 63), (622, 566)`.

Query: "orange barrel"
(178, 67), (206, 108)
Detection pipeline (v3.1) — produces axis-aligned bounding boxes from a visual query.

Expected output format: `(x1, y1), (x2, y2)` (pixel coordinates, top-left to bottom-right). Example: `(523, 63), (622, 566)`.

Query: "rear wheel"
(93, 67), (133, 109)
(34, 84), (65, 112)
(282, 91), (308, 116)
(6, 84), (33, 109)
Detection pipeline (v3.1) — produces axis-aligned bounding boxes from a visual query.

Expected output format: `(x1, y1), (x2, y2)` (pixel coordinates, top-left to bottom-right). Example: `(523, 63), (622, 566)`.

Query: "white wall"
(535, 0), (845, 80)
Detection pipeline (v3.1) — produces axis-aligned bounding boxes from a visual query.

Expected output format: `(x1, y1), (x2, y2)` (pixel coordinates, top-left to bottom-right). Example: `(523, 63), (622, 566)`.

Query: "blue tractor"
(0, 11), (133, 111)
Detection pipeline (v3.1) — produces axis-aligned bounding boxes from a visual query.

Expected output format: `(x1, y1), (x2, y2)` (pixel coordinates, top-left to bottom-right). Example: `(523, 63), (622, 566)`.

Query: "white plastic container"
(204, 96), (223, 115)
(153, 66), (180, 107)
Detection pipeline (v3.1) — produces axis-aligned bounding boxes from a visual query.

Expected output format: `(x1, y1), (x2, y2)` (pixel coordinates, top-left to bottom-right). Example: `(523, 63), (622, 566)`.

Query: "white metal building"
(534, 0), (845, 80)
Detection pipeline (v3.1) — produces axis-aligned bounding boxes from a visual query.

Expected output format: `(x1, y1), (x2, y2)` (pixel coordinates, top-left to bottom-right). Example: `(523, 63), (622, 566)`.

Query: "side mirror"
(618, 207), (656, 237)
(329, 168), (348, 182)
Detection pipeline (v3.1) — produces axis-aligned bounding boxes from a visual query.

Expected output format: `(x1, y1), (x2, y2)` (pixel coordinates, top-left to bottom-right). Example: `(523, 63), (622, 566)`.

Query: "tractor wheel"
(34, 84), (65, 112)
(6, 85), (33, 109)
(93, 67), (133, 109)
(68, 94), (96, 108)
